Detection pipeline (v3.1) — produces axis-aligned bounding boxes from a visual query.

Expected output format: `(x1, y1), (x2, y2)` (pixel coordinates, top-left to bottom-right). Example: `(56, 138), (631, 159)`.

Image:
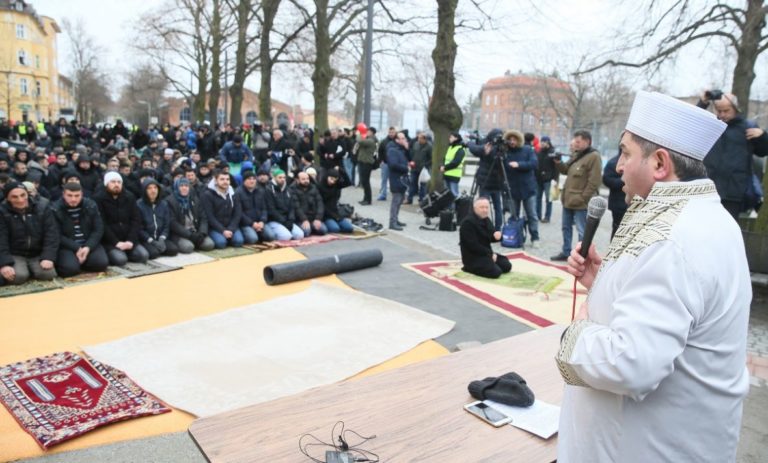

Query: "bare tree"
(581, 0), (768, 114)
(62, 18), (112, 123)
(117, 65), (169, 128)
(134, 0), (212, 122)
(427, 0), (462, 191)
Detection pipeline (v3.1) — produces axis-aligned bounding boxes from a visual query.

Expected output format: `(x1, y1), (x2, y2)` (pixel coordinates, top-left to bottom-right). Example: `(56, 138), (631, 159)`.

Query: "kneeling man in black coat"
(459, 197), (511, 278)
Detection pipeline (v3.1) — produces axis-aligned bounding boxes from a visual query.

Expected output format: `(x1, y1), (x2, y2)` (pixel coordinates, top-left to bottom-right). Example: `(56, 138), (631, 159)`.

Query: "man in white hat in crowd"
(555, 91), (751, 462)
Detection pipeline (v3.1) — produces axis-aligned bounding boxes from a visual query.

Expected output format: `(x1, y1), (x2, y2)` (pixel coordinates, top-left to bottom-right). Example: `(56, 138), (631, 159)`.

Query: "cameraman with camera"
(697, 90), (768, 220)
(469, 128), (505, 230)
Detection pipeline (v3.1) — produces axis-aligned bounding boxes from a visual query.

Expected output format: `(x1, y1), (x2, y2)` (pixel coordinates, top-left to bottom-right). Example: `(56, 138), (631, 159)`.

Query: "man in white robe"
(556, 91), (751, 462)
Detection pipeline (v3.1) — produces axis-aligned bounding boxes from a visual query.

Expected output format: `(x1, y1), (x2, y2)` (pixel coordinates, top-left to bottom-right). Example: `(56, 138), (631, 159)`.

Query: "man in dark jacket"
(290, 171), (327, 236)
(218, 135), (253, 176)
(136, 179), (178, 259)
(201, 170), (244, 248)
(94, 172), (150, 265)
(377, 127), (397, 201)
(602, 152), (627, 239)
(264, 169), (304, 240)
(406, 132), (432, 205)
(535, 136), (559, 223)
(51, 182), (108, 277)
(75, 154), (101, 196)
(503, 130), (540, 247)
(697, 92), (768, 219)
(356, 131), (377, 205)
(317, 169), (353, 233)
(0, 182), (59, 285)
(459, 197), (511, 279)
(469, 128), (505, 230)
(387, 132), (410, 230)
(235, 171), (269, 243)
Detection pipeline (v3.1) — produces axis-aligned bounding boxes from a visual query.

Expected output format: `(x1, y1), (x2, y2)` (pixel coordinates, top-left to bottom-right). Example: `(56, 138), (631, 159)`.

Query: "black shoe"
(550, 253), (568, 261)
(397, 221), (407, 226)
(358, 201), (371, 205)
(389, 224), (404, 231)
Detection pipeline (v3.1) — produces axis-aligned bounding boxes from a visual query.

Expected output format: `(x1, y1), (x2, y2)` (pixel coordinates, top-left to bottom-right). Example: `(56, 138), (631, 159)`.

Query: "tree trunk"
(427, 0), (463, 192)
(312, 0), (332, 137)
(208, 0), (223, 125)
(229, 0), (251, 126)
(731, 0), (764, 115)
(353, 58), (365, 124)
(259, 0), (281, 126)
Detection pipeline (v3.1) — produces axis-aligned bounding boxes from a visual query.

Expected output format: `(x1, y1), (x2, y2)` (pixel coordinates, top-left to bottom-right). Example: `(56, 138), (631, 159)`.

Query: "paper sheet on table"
(485, 399), (560, 439)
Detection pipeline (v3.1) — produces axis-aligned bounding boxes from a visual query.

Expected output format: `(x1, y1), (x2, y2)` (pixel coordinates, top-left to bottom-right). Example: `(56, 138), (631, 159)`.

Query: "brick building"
(161, 87), (303, 128)
(479, 71), (574, 147)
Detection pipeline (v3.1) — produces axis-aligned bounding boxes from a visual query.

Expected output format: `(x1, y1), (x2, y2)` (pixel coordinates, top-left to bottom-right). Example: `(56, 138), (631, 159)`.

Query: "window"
(15, 1), (24, 12)
(18, 50), (27, 66)
(16, 24), (25, 39)
(180, 107), (191, 122)
(493, 95), (498, 106)
(35, 81), (41, 97)
(245, 110), (259, 124)
(35, 55), (40, 69)
(485, 95), (490, 106)
(20, 78), (28, 96)
(492, 112), (497, 123)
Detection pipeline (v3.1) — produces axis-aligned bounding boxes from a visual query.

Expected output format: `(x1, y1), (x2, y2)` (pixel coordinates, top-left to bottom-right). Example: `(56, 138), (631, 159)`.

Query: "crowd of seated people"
(0, 119), (357, 286)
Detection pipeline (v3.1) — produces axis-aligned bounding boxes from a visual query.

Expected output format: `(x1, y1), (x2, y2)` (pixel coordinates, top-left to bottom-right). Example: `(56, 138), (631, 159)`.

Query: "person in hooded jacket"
(290, 171), (327, 236)
(166, 177), (215, 253)
(504, 129), (540, 248)
(136, 179), (178, 259)
(74, 154), (101, 196)
(201, 170), (244, 248)
(468, 128), (506, 230)
(264, 169), (304, 240)
(317, 169), (353, 233)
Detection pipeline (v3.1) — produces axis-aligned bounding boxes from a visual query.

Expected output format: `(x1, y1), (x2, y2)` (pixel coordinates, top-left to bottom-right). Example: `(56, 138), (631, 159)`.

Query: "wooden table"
(189, 325), (565, 462)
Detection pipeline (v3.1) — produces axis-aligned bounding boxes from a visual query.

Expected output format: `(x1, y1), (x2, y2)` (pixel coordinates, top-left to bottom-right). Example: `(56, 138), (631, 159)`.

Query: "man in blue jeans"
(377, 127), (397, 200)
(550, 130), (602, 261)
(201, 170), (245, 249)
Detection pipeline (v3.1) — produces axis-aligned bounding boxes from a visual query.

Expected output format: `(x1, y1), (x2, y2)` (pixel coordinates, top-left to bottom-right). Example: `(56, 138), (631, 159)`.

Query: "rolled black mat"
(263, 249), (384, 285)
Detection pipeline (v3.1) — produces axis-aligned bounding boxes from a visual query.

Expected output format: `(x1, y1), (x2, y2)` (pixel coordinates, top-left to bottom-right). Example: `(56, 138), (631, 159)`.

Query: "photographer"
(535, 136), (559, 223)
(697, 90), (768, 220)
(469, 128), (505, 230)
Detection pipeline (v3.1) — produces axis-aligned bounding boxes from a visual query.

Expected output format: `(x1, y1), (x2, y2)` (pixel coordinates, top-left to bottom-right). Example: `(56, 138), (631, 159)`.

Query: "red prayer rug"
(0, 352), (170, 449)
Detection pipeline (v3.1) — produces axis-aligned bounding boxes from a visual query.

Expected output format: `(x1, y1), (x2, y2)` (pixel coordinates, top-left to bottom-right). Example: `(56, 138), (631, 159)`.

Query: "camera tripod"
(470, 148), (518, 227)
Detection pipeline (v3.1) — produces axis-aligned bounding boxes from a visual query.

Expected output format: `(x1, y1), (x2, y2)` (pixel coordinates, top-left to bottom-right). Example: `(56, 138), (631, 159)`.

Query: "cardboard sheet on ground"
(0, 249), (449, 461)
(403, 251), (587, 328)
(83, 281), (455, 417)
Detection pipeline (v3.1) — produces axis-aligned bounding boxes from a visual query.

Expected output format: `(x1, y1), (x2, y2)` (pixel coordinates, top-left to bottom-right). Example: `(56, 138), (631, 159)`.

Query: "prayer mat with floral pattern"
(0, 352), (170, 449)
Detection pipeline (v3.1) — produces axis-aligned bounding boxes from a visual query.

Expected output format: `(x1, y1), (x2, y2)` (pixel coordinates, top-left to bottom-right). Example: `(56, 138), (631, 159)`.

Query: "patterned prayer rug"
(200, 246), (257, 259)
(403, 251), (588, 328)
(0, 352), (170, 449)
(0, 279), (61, 298)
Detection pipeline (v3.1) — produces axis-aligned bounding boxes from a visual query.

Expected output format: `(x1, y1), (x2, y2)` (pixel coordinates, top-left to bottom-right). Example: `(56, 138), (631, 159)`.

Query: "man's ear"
(652, 148), (676, 181)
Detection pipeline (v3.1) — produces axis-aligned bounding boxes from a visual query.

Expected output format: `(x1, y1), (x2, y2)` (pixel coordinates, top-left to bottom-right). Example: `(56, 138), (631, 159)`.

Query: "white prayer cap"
(625, 91), (726, 161)
(0, 141), (8, 149)
(103, 171), (123, 186)
(164, 148), (174, 156)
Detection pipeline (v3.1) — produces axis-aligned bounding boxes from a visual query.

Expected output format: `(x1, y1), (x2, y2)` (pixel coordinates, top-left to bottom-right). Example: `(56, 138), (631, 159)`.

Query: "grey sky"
(33, 0), (767, 111)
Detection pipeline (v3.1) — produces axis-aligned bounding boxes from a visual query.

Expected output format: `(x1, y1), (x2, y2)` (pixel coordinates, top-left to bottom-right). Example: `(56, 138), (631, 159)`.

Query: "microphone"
(579, 196), (608, 258)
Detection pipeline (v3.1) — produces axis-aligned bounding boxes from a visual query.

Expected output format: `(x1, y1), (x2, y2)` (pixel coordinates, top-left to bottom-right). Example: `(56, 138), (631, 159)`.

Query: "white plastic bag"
(418, 167), (431, 184)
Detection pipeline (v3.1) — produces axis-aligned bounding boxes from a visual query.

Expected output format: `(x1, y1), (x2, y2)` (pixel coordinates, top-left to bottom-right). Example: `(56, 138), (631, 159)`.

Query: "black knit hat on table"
(468, 372), (535, 407)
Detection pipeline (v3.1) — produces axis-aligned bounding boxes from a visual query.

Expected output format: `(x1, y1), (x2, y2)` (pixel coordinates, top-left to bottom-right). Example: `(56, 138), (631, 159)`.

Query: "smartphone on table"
(464, 400), (512, 427)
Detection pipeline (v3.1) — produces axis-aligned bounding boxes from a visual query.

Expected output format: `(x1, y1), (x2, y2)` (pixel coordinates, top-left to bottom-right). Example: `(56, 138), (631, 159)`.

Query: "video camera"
(705, 89), (724, 101)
